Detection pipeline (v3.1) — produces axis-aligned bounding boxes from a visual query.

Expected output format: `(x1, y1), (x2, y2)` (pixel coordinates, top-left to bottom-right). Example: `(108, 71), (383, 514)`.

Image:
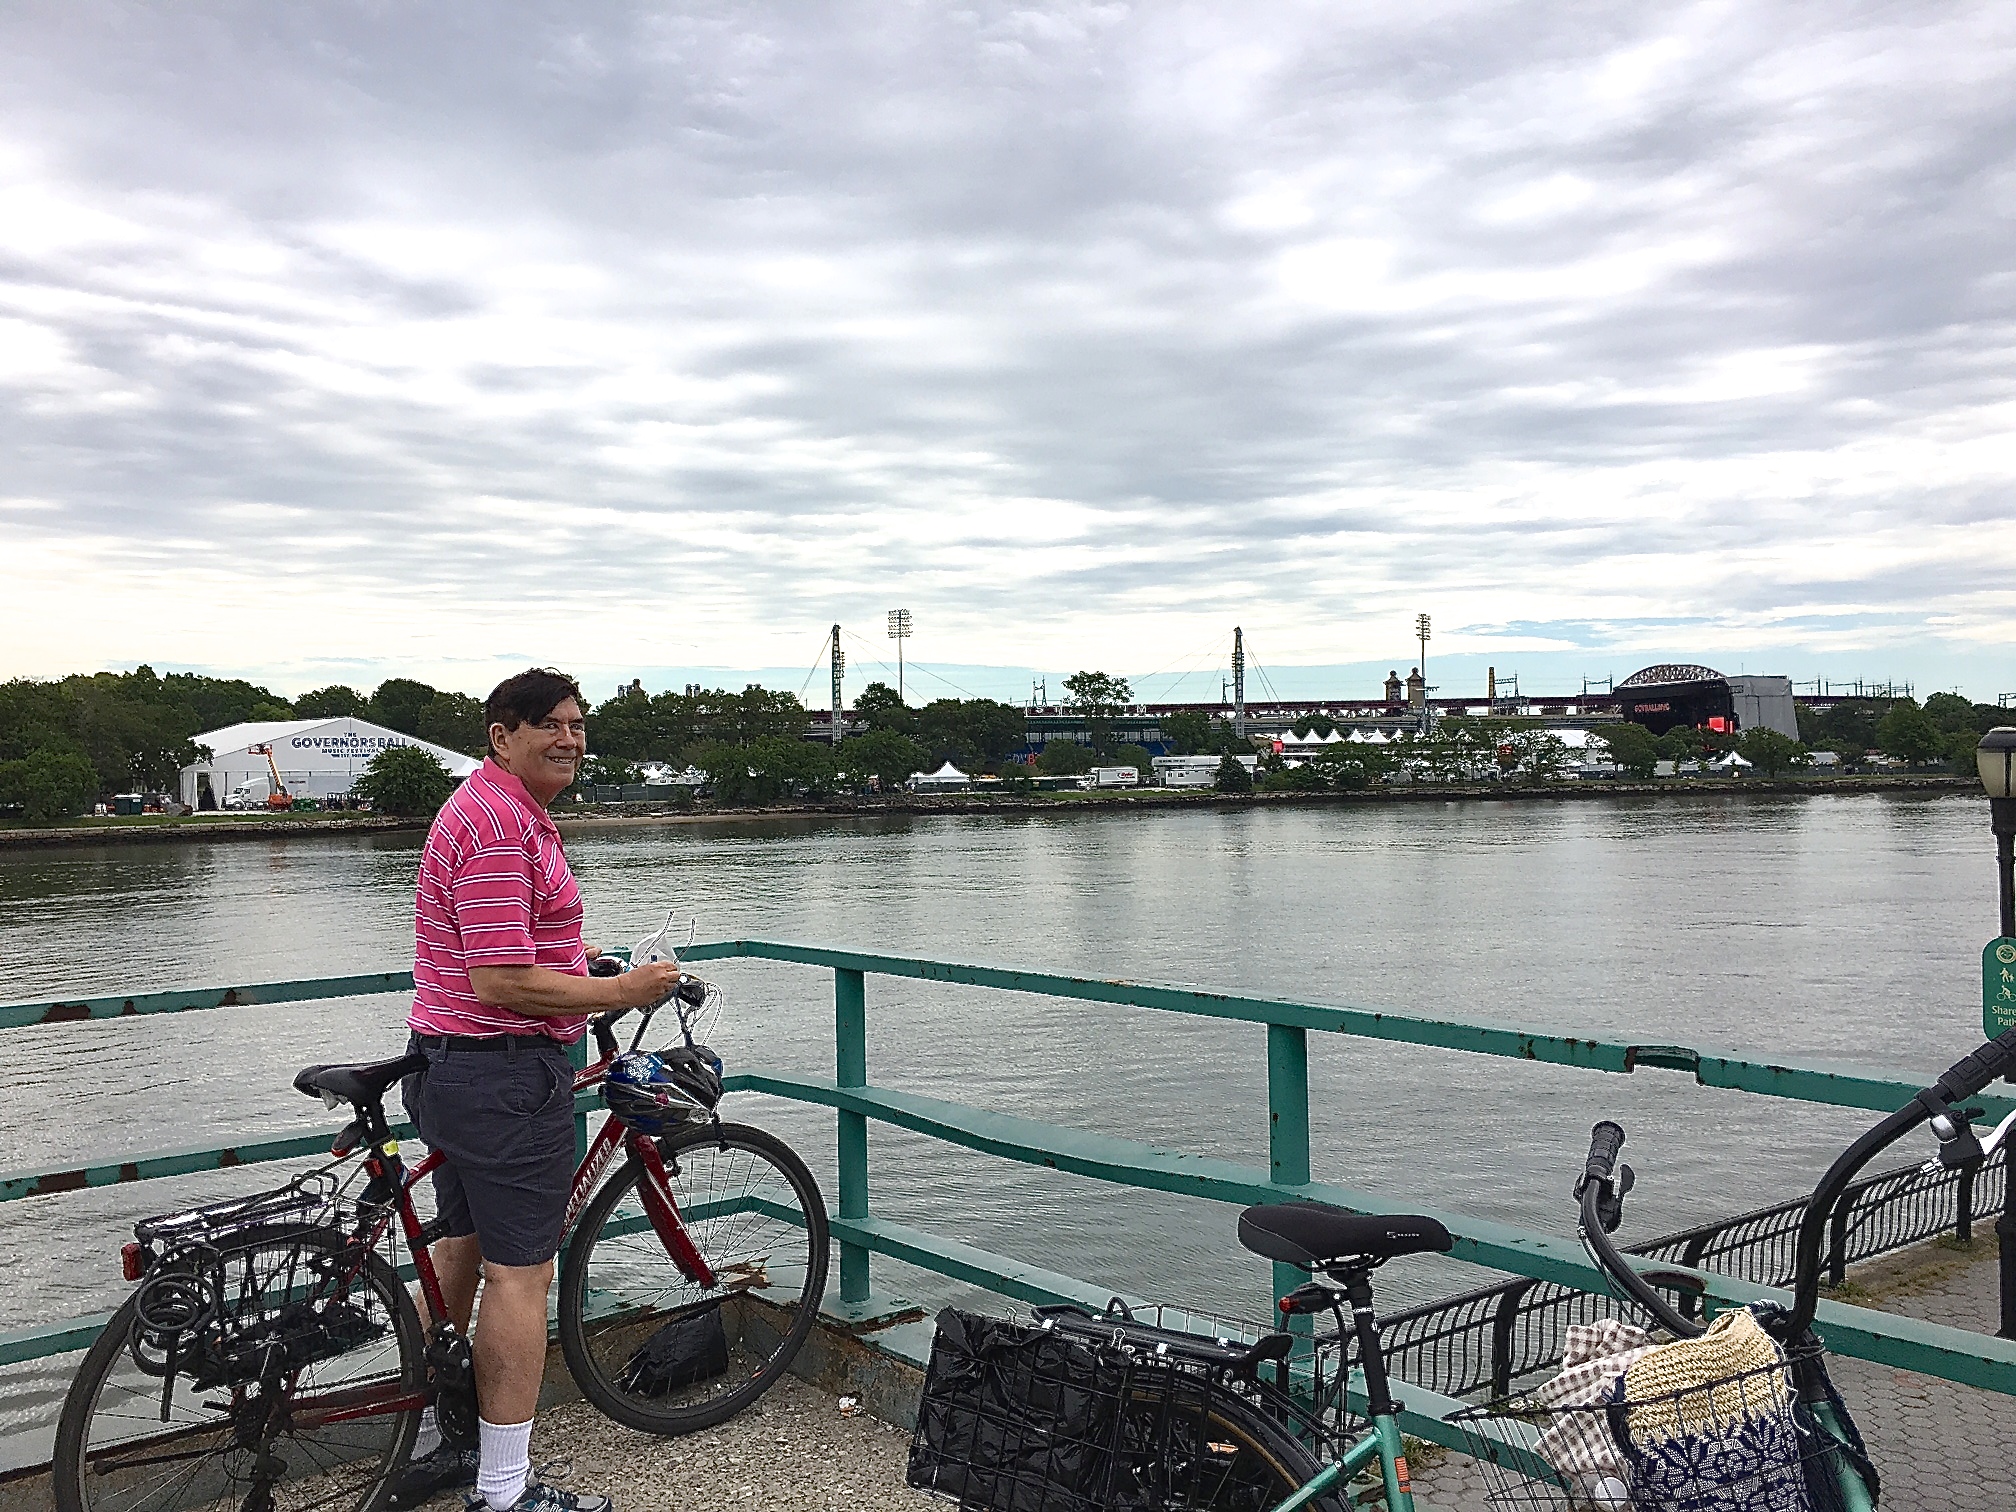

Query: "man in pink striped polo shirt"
(393, 668), (675, 1512)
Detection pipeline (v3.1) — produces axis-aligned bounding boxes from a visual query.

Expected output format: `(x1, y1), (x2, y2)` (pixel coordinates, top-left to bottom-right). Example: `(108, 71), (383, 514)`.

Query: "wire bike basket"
(124, 1164), (394, 1407)
(1447, 1314), (1876, 1512)
(907, 1304), (1303, 1512)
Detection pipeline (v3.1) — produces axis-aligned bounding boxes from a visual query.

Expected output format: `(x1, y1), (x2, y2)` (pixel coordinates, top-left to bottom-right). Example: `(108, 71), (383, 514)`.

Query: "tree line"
(3, 661), (2005, 823)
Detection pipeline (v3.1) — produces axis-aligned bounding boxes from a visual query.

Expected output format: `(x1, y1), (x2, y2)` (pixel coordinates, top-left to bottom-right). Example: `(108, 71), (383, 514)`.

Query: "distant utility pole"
(1415, 614), (1431, 692)
(830, 624), (845, 747)
(887, 608), (913, 703)
(1232, 626), (1247, 742)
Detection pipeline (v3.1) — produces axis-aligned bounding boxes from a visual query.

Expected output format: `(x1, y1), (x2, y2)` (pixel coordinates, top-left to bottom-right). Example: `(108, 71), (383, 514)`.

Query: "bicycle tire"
(1110, 1383), (1347, 1512)
(557, 1121), (830, 1434)
(54, 1222), (424, 1512)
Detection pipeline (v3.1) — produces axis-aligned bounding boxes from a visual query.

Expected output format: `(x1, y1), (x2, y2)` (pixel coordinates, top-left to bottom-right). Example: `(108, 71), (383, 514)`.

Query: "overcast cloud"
(3, 1), (2013, 698)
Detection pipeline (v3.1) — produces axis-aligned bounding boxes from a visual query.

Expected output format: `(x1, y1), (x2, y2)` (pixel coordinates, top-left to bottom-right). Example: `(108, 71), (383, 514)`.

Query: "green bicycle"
(909, 1022), (2016, 1510)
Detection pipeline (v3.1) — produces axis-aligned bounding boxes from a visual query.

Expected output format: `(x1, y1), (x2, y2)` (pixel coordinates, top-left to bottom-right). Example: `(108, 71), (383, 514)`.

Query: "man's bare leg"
(426, 1234), (481, 1332)
(470, 1259), (555, 1510)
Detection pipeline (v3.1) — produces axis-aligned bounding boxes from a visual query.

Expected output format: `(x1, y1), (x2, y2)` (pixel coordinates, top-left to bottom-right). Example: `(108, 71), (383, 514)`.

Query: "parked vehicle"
(1085, 766), (1140, 789)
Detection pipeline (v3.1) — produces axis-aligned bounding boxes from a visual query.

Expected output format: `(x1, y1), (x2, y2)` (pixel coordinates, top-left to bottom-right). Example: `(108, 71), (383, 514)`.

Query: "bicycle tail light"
(120, 1242), (146, 1282)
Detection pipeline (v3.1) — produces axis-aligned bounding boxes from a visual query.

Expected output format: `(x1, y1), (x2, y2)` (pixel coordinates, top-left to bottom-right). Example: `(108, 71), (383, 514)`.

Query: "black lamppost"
(1980, 728), (2016, 939)
(1975, 727), (2016, 1337)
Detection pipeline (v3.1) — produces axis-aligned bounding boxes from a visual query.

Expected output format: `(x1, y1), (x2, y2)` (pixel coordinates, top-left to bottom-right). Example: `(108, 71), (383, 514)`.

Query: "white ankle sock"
(476, 1417), (533, 1510)
(413, 1407), (441, 1458)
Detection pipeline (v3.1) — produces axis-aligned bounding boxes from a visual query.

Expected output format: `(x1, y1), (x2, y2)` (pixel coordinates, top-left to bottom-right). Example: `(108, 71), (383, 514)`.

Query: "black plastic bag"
(907, 1308), (1124, 1511)
(614, 1303), (729, 1396)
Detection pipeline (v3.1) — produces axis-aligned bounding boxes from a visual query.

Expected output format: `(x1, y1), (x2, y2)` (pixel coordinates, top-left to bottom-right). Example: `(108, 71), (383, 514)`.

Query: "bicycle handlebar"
(1936, 1025), (2016, 1104)
(1582, 1121), (1625, 1187)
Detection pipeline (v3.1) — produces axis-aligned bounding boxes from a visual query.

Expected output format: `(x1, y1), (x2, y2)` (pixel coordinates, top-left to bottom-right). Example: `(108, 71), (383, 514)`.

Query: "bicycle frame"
(295, 1040), (714, 1429)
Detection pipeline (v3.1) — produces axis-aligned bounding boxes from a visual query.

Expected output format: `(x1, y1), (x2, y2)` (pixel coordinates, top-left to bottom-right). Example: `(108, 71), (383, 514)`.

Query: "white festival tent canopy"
(910, 761), (972, 791)
(179, 717), (481, 807)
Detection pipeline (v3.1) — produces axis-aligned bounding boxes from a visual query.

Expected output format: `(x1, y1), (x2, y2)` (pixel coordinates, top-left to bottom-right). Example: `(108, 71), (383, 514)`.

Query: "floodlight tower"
(1416, 613), (1431, 691)
(1232, 626), (1247, 742)
(887, 608), (913, 704)
(830, 624), (845, 747)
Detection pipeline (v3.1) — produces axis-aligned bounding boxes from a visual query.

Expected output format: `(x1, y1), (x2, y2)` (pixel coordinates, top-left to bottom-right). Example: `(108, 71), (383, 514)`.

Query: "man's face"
(491, 696), (586, 804)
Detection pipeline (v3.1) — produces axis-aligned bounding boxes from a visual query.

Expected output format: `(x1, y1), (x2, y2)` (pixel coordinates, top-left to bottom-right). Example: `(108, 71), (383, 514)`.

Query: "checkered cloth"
(1529, 1318), (1657, 1493)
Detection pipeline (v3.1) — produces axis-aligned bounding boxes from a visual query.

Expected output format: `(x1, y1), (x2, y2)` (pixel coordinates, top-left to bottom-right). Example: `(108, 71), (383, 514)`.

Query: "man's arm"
(468, 960), (680, 1016)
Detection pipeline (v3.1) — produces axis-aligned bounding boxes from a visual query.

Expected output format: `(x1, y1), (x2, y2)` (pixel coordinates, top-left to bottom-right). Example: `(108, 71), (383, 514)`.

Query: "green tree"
(1062, 670), (1132, 755)
(1505, 730), (1569, 782)
(1160, 710), (1212, 755)
(852, 681), (916, 737)
(296, 685), (369, 719)
(1258, 760), (1327, 792)
(1290, 714), (1336, 738)
(1811, 700), (1885, 756)
(369, 678), (440, 736)
(1655, 726), (1704, 764)
(1109, 743), (1157, 775)
(1213, 753), (1253, 793)
(353, 744), (457, 816)
(1596, 722), (1660, 779)
(0, 745), (102, 822)
(1035, 742), (1094, 776)
(912, 697), (1027, 770)
(415, 691), (486, 754)
(1737, 727), (1811, 777)
(692, 737), (836, 805)
(1306, 743), (1393, 790)
(1877, 700), (1945, 767)
(840, 728), (926, 791)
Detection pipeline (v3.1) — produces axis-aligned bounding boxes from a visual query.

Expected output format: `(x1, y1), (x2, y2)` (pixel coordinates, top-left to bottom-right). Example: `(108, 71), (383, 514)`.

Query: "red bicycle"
(52, 974), (830, 1512)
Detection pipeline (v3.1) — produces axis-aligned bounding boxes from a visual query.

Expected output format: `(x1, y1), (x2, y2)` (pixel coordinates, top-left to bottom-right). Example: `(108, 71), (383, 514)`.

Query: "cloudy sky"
(3, 1), (2014, 704)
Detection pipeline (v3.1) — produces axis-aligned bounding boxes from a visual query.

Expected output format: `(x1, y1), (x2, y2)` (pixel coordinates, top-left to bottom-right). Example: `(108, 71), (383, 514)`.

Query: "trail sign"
(1987, 938), (2016, 1038)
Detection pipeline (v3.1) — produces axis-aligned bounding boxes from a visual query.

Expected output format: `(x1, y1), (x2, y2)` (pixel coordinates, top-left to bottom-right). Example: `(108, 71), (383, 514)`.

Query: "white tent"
(180, 717), (481, 808)
(1709, 750), (1755, 772)
(910, 761), (972, 792)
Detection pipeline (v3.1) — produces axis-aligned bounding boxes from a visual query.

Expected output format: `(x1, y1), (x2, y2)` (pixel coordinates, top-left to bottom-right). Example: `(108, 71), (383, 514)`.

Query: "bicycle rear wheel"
(53, 1223), (423, 1512)
(557, 1121), (829, 1434)
(1111, 1384), (1346, 1512)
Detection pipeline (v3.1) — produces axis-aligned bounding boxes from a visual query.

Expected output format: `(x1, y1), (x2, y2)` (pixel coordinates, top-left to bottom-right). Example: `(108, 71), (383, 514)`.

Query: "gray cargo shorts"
(401, 1033), (576, 1268)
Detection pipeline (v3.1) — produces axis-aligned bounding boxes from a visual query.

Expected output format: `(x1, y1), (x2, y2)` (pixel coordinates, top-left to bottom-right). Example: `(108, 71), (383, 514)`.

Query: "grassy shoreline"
(0, 773), (1975, 849)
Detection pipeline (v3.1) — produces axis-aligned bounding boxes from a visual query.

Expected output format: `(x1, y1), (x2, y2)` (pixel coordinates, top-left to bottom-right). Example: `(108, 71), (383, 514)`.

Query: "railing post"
(835, 967), (871, 1306)
(1828, 1187), (1854, 1288)
(1267, 1023), (1311, 1319)
(1957, 1156), (1978, 1245)
(1489, 1279), (1537, 1399)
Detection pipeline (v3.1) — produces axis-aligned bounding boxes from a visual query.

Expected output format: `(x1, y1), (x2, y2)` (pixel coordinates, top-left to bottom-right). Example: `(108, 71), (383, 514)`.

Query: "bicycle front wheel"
(53, 1223), (424, 1512)
(1112, 1385), (1347, 1512)
(557, 1121), (830, 1434)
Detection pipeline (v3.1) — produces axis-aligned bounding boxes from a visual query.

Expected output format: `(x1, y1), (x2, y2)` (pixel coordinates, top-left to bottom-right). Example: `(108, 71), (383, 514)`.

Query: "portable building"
(179, 718), (481, 809)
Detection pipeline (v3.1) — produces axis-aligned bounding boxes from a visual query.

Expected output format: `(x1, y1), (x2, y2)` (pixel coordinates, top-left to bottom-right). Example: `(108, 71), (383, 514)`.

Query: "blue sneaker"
(388, 1444), (478, 1509)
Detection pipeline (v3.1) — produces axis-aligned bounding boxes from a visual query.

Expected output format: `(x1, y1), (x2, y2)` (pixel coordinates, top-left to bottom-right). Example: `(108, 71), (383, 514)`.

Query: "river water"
(0, 792), (1996, 1465)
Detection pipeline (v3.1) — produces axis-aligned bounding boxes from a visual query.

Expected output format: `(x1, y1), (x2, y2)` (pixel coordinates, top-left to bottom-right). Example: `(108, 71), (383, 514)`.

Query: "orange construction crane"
(248, 744), (293, 810)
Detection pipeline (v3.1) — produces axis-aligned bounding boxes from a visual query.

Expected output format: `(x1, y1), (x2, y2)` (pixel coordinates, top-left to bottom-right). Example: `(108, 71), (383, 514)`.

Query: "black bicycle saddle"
(1237, 1202), (1453, 1267)
(294, 1054), (426, 1107)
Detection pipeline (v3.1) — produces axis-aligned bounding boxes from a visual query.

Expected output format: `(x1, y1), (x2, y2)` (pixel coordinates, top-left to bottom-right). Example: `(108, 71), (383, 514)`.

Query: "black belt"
(414, 1033), (563, 1054)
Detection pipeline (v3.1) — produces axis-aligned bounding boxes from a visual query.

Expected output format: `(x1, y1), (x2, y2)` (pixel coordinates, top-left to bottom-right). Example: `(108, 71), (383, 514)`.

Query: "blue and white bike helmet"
(603, 1048), (723, 1134)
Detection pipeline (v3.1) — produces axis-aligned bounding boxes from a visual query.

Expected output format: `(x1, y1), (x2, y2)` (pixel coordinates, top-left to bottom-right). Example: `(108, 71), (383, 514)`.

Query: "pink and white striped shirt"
(405, 759), (588, 1043)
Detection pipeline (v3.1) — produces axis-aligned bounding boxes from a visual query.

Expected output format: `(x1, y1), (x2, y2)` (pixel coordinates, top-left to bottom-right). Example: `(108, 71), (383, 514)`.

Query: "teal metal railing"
(6, 941), (2016, 1452)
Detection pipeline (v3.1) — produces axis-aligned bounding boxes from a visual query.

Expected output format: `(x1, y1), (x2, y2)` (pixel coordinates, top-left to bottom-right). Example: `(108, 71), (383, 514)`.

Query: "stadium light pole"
(887, 609), (913, 704)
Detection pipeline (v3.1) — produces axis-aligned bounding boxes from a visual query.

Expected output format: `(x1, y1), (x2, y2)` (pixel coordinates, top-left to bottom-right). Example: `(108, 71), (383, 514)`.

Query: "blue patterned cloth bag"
(1607, 1309), (1813, 1512)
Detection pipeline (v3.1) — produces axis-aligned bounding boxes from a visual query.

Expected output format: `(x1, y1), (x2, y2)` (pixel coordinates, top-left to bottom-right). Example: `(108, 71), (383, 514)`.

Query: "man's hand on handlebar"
(616, 959), (681, 1007)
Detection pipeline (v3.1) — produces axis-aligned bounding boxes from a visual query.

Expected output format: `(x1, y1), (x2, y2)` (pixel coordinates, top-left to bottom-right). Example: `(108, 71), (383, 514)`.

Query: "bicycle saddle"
(294, 1054), (426, 1107)
(1237, 1202), (1453, 1267)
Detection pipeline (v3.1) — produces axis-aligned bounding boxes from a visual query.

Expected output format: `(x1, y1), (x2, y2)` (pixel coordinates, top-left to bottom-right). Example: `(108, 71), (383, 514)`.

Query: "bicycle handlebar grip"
(1935, 1027), (2016, 1103)
(1585, 1121), (1626, 1183)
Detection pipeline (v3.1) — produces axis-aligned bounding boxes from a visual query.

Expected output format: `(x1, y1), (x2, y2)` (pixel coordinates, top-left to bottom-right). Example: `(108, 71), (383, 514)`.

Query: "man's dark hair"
(486, 668), (585, 754)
